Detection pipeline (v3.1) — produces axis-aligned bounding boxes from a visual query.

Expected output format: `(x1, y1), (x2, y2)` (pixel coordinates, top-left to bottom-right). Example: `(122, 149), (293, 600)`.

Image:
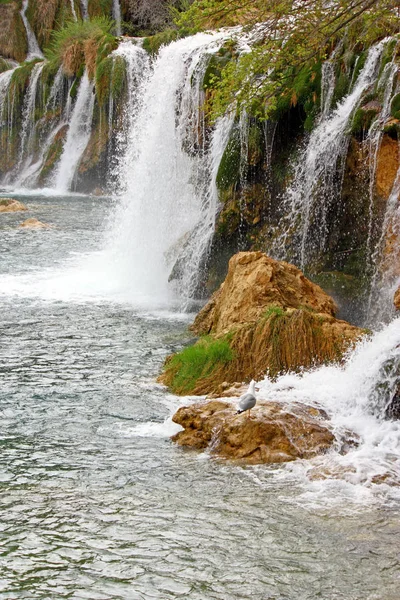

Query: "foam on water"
(255, 319), (400, 504)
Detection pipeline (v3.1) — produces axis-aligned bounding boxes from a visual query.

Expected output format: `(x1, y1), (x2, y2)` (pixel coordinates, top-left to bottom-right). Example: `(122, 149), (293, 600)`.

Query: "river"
(0, 193), (399, 599)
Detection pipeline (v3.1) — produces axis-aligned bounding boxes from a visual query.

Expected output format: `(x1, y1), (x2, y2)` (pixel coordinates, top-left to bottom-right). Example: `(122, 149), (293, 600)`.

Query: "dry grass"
(160, 309), (363, 395)
(63, 41), (85, 77)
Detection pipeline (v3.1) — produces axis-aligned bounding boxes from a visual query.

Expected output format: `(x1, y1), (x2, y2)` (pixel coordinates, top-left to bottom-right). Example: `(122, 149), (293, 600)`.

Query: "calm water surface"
(0, 194), (399, 599)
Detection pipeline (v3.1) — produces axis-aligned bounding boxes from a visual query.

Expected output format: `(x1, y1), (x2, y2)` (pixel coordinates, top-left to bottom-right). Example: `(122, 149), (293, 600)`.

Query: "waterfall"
(15, 62), (44, 174)
(0, 68), (16, 125)
(80, 0), (88, 20)
(52, 71), (95, 193)
(20, 0), (43, 60)
(105, 32), (234, 308)
(112, 0), (122, 36)
(69, 0), (78, 21)
(273, 40), (388, 269)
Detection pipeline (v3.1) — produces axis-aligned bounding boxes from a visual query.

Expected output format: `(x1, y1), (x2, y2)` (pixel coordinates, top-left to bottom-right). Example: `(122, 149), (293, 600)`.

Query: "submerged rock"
(172, 398), (335, 464)
(19, 218), (50, 229)
(0, 198), (28, 213)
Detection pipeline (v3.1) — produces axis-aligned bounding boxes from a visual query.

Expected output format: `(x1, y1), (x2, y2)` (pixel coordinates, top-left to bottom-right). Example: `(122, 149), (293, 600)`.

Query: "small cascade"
(15, 62), (45, 174)
(320, 60), (336, 118)
(365, 59), (398, 266)
(69, 0), (78, 21)
(0, 68), (16, 125)
(52, 71), (95, 193)
(112, 0), (122, 36)
(105, 32), (234, 307)
(273, 39), (388, 270)
(80, 0), (88, 20)
(367, 158), (400, 324)
(20, 0), (44, 60)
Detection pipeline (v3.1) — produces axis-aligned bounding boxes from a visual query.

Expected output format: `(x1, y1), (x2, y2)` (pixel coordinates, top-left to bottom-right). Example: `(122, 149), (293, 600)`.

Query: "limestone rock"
(160, 252), (364, 395)
(172, 399), (335, 464)
(376, 134), (399, 200)
(394, 286), (400, 310)
(19, 218), (50, 229)
(191, 252), (337, 336)
(0, 198), (28, 213)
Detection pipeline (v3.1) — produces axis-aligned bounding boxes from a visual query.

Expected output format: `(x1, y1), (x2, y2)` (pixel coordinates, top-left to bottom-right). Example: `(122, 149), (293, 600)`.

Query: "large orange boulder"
(172, 399), (335, 464)
(191, 252), (337, 336)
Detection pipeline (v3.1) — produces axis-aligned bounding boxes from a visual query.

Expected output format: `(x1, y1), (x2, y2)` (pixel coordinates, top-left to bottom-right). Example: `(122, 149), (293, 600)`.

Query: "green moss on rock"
(216, 126), (241, 192)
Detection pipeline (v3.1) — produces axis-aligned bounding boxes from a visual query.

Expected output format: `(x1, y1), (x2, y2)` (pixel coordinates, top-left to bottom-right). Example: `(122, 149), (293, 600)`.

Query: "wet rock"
(19, 218), (50, 229)
(376, 134), (399, 200)
(394, 286), (400, 310)
(191, 252), (337, 336)
(0, 198), (28, 213)
(172, 399), (335, 464)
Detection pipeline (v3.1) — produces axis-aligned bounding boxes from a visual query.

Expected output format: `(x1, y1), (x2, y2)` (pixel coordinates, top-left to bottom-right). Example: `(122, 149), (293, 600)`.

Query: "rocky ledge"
(172, 397), (337, 464)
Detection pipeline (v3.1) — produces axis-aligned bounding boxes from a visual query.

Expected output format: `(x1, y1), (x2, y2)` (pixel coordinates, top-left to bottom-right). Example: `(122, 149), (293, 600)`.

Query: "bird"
(236, 380), (257, 418)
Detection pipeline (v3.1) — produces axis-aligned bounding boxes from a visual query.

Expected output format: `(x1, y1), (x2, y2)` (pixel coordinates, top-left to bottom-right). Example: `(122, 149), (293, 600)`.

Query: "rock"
(160, 252), (363, 395)
(394, 286), (400, 310)
(19, 218), (50, 229)
(376, 134), (399, 200)
(191, 252), (337, 336)
(0, 198), (28, 213)
(171, 399), (335, 464)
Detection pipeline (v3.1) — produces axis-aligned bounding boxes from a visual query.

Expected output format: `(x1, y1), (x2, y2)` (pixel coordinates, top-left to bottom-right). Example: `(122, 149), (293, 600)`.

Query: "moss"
(216, 126), (241, 192)
(0, 58), (12, 74)
(38, 125), (68, 184)
(351, 50), (367, 85)
(162, 336), (234, 394)
(331, 69), (350, 108)
(350, 107), (378, 135)
(383, 122), (400, 140)
(88, 0), (112, 18)
(262, 306), (285, 319)
(202, 49), (232, 90)
(391, 93), (400, 120)
(142, 29), (179, 55)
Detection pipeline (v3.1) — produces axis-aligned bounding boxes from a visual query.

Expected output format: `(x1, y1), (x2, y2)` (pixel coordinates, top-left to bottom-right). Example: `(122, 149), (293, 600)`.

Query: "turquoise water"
(0, 194), (399, 599)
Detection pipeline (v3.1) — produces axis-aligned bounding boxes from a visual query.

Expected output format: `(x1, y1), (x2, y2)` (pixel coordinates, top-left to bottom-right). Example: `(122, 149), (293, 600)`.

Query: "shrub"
(45, 17), (117, 78)
(163, 336), (234, 394)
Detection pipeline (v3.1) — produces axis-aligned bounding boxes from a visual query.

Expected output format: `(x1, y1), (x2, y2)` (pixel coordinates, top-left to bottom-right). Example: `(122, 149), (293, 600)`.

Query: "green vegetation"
(45, 17), (117, 79)
(216, 126), (241, 191)
(142, 29), (179, 55)
(163, 336), (234, 394)
(391, 93), (400, 119)
(174, 0), (399, 120)
(262, 306), (285, 319)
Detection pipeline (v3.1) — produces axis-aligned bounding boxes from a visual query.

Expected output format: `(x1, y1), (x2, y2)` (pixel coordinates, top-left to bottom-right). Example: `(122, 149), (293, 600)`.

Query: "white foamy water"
(52, 71), (95, 193)
(103, 33), (235, 308)
(20, 0), (44, 60)
(255, 319), (400, 503)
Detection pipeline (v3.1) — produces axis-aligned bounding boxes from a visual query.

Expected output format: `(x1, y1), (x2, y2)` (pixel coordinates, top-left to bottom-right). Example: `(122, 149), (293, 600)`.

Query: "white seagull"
(236, 380), (257, 418)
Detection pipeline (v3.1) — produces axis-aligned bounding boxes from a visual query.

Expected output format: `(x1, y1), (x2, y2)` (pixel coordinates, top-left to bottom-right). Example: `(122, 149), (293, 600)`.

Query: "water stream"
(0, 192), (399, 599)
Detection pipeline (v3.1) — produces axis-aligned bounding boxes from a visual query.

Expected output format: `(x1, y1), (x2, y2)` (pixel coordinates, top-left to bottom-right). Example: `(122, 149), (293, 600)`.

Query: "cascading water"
(257, 318), (400, 495)
(112, 0), (122, 36)
(104, 33), (235, 308)
(273, 39), (388, 270)
(14, 62), (44, 176)
(20, 0), (44, 60)
(69, 0), (78, 21)
(52, 71), (95, 193)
